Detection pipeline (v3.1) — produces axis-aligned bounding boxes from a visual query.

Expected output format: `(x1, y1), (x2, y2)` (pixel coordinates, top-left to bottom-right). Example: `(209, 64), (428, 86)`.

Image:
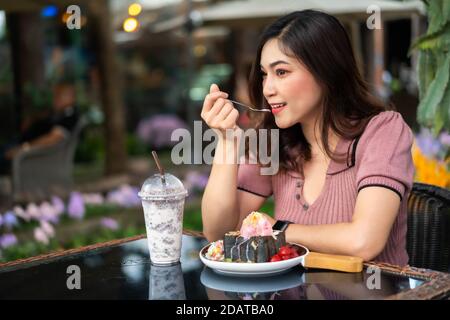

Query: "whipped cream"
(240, 211), (273, 239)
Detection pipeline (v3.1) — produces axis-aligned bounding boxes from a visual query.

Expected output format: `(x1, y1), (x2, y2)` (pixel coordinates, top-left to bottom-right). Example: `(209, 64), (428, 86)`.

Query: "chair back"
(64, 116), (88, 175)
(12, 116), (87, 201)
(407, 183), (450, 272)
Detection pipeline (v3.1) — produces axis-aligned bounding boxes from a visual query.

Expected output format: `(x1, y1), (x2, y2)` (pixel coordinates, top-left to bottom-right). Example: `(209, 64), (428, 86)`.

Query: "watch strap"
(272, 220), (292, 232)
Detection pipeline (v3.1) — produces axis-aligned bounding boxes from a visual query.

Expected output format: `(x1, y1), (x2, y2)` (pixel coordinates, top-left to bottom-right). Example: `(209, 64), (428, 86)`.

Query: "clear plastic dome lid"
(138, 173), (188, 200)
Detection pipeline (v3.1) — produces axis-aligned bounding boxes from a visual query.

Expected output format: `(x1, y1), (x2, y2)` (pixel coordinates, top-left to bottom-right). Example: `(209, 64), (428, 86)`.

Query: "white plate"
(199, 243), (309, 277)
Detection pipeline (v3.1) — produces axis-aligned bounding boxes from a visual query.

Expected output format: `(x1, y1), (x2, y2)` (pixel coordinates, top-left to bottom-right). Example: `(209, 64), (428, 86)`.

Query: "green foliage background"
(411, 0), (450, 135)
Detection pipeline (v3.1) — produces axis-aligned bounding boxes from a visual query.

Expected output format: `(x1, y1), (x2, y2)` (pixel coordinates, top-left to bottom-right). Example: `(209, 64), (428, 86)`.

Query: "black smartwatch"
(272, 220), (292, 232)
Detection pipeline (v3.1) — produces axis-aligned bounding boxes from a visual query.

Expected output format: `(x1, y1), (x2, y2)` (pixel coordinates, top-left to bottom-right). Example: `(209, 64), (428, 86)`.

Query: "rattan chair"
(11, 116), (87, 201)
(407, 182), (450, 272)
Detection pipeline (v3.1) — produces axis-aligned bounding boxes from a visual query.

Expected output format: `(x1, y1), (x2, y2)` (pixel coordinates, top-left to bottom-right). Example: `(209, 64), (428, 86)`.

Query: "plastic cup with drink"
(138, 151), (188, 265)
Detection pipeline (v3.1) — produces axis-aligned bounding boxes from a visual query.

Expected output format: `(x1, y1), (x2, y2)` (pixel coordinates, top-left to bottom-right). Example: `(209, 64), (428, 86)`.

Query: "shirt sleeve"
(53, 107), (79, 133)
(237, 162), (273, 198)
(355, 111), (415, 201)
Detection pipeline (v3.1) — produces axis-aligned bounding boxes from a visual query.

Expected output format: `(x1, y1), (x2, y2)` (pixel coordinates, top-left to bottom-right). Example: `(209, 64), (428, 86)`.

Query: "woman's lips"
(271, 104), (287, 115)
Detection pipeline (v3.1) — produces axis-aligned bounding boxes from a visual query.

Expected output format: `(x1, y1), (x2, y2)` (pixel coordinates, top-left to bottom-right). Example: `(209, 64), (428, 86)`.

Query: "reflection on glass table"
(201, 265), (427, 300)
(201, 267), (305, 300)
(0, 232), (448, 300)
(149, 263), (186, 300)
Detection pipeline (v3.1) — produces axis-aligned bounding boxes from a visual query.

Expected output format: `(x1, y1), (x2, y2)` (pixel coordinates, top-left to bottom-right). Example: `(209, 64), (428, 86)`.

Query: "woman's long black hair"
(247, 10), (389, 173)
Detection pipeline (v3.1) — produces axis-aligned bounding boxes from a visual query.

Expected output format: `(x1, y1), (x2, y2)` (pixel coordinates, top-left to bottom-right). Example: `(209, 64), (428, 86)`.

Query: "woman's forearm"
(201, 131), (242, 241)
(285, 222), (376, 260)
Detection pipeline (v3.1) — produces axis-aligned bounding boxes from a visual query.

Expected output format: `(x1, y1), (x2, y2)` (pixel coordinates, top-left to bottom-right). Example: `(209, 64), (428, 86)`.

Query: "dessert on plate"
(205, 211), (298, 263)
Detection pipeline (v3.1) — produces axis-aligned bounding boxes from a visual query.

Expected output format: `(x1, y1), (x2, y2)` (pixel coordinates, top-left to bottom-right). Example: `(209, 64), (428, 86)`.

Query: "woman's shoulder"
(365, 110), (408, 130)
(355, 110), (414, 164)
(354, 110), (415, 197)
(359, 110), (412, 144)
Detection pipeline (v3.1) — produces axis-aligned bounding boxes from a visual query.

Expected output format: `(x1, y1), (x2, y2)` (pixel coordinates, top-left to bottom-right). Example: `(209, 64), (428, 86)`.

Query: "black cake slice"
(224, 230), (286, 263)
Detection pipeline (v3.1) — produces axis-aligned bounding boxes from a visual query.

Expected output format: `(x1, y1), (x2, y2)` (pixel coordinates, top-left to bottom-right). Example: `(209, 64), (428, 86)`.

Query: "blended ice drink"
(138, 172), (188, 265)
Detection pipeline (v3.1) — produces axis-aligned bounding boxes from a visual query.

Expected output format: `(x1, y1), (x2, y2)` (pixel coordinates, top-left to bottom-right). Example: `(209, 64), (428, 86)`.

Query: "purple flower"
(68, 192), (85, 219)
(415, 128), (442, 157)
(26, 203), (41, 221)
(136, 114), (188, 148)
(0, 233), (18, 249)
(34, 227), (49, 245)
(40, 221), (55, 238)
(3, 211), (19, 229)
(100, 217), (119, 231)
(121, 185), (140, 207)
(439, 131), (450, 147)
(13, 206), (31, 222)
(39, 202), (59, 224)
(184, 171), (208, 191)
(106, 185), (140, 208)
(51, 196), (65, 216)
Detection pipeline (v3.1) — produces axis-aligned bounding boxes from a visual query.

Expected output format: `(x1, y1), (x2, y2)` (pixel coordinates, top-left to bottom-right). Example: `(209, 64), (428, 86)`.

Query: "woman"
(200, 10), (414, 265)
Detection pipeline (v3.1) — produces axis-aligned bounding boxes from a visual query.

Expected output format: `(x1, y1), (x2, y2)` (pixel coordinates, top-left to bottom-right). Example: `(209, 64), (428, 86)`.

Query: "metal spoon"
(227, 99), (271, 113)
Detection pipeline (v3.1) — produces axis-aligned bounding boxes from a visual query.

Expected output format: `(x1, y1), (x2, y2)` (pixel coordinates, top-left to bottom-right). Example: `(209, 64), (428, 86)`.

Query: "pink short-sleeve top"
(237, 111), (415, 266)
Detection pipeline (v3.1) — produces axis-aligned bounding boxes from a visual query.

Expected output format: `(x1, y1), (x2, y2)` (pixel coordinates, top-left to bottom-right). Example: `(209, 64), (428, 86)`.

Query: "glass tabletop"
(0, 234), (446, 300)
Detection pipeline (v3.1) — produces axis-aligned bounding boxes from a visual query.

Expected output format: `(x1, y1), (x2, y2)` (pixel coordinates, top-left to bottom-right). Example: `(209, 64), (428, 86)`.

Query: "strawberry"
(270, 254), (282, 262)
(278, 246), (292, 256)
(274, 245), (300, 260)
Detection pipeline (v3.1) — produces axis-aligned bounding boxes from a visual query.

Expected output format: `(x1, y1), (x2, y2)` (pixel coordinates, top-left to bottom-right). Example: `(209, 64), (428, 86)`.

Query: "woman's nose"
(262, 77), (276, 98)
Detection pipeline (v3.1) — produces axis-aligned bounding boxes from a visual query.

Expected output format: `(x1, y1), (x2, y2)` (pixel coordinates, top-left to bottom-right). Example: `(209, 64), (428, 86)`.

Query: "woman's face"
(260, 38), (323, 128)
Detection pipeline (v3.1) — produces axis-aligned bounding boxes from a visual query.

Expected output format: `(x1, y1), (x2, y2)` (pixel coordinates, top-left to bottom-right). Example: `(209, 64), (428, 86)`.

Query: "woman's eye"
(276, 69), (287, 76)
